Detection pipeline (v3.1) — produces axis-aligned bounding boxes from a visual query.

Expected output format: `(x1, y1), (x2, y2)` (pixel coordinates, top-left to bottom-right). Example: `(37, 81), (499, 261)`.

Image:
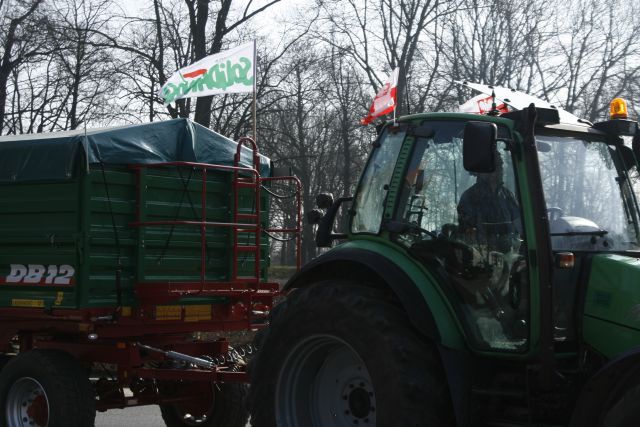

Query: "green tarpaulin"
(0, 118), (270, 182)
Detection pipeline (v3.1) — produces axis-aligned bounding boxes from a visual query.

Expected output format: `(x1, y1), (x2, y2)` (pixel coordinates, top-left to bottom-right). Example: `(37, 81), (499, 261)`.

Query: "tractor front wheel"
(249, 281), (453, 427)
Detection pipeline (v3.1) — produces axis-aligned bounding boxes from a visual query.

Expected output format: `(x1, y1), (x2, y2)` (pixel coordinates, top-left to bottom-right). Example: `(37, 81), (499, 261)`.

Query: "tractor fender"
(570, 346), (640, 427)
(284, 247), (445, 343)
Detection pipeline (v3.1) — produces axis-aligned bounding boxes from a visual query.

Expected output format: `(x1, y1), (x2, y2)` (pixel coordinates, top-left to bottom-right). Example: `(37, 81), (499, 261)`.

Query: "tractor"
(249, 87), (640, 426)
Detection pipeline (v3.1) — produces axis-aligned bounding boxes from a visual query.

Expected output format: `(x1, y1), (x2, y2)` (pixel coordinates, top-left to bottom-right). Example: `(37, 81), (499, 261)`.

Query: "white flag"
(160, 41), (256, 104)
(459, 93), (509, 115)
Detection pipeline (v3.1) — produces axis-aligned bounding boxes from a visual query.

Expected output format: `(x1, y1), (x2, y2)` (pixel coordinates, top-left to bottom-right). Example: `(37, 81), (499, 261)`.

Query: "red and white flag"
(361, 68), (399, 125)
(459, 94), (509, 115)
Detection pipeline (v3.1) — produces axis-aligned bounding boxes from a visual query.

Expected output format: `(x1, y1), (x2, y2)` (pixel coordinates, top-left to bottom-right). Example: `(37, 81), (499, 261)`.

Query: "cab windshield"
(536, 134), (640, 251)
(389, 120), (529, 353)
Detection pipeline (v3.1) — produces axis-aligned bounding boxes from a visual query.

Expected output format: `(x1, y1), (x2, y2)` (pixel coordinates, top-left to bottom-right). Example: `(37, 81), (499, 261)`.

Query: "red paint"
(182, 69), (207, 78)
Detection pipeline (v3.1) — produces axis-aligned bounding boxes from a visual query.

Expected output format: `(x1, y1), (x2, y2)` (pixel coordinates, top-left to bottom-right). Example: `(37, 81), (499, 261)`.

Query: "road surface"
(95, 406), (251, 426)
(95, 406), (163, 427)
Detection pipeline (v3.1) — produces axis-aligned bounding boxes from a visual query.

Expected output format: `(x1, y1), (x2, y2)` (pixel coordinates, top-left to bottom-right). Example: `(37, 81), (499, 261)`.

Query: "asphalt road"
(95, 406), (251, 427)
(95, 406), (164, 427)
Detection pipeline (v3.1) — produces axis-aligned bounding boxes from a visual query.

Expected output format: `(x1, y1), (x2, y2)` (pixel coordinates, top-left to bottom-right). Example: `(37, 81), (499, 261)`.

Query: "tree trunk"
(188, 0), (232, 128)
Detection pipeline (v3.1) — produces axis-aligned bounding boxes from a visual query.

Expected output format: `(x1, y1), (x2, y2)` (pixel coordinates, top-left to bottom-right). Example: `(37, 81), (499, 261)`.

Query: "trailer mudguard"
(570, 346), (640, 427)
(284, 241), (465, 350)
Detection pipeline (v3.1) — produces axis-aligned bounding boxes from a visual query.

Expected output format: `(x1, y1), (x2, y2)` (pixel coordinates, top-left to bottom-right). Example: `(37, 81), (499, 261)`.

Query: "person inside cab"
(457, 148), (520, 252)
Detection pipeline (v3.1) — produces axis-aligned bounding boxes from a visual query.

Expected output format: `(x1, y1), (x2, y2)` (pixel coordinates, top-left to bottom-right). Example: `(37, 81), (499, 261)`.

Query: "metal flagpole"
(252, 40), (257, 143)
(393, 102), (396, 125)
(393, 67), (398, 125)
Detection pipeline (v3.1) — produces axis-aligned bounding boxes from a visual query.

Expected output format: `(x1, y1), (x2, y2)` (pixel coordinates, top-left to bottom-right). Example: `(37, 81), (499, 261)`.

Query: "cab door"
(388, 118), (534, 354)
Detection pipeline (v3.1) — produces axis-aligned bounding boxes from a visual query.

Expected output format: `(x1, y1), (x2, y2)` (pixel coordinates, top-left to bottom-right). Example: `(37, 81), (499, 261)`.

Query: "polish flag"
(459, 94), (510, 115)
(361, 68), (400, 125)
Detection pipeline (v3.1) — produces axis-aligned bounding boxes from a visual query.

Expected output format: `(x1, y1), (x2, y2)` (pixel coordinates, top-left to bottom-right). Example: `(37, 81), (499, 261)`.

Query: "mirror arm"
(316, 197), (354, 247)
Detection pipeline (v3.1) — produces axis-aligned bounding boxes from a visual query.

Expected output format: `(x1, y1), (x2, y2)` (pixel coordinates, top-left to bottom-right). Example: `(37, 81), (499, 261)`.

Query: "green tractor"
(249, 87), (640, 427)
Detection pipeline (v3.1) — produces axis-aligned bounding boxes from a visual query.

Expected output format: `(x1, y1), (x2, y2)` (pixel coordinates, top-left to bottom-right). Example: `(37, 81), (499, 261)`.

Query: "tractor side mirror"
(619, 145), (636, 171)
(307, 209), (324, 225)
(316, 197), (353, 247)
(316, 193), (334, 210)
(463, 121), (497, 173)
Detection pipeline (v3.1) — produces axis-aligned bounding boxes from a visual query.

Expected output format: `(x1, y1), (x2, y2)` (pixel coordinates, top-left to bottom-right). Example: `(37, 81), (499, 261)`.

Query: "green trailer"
(0, 118), (301, 427)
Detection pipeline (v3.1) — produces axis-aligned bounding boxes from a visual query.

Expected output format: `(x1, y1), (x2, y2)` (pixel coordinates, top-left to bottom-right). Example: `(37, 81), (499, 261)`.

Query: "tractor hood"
(583, 253), (640, 358)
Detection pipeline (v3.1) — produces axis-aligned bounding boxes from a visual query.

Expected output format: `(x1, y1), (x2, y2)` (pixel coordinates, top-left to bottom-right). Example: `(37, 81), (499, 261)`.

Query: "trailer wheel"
(0, 349), (95, 427)
(249, 281), (453, 427)
(160, 382), (248, 427)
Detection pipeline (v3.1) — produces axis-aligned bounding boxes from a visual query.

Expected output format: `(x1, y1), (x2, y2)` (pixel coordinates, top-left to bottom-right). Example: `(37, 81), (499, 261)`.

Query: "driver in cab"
(456, 149), (520, 252)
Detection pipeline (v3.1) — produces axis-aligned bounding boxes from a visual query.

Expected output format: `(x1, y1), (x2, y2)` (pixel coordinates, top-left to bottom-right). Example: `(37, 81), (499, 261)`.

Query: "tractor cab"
(347, 99), (640, 358)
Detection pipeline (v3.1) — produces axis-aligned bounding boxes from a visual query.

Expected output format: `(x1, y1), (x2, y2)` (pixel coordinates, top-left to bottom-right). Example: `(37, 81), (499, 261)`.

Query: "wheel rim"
(6, 377), (50, 427)
(276, 335), (376, 427)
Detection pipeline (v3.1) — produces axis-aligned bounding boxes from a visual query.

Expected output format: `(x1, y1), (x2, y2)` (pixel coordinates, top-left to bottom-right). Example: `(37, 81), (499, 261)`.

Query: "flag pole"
(252, 90), (257, 143)
(394, 67), (399, 125)
(252, 40), (257, 143)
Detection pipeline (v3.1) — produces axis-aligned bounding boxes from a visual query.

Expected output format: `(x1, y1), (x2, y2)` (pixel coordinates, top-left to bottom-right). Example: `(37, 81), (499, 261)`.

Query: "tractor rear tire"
(603, 384), (640, 427)
(159, 382), (248, 427)
(0, 349), (95, 427)
(248, 280), (453, 427)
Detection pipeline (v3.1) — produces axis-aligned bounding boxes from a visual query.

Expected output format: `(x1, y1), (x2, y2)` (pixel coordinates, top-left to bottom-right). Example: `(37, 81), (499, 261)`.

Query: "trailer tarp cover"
(0, 118), (270, 182)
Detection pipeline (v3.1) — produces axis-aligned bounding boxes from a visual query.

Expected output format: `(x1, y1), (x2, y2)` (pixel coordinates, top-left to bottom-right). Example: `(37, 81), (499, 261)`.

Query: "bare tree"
(546, 0), (640, 121)
(442, 0), (551, 104)
(48, 0), (118, 130)
(0, 0), (47, 132)
(325, 48), (369, 196)
(316, 0), (460, 115)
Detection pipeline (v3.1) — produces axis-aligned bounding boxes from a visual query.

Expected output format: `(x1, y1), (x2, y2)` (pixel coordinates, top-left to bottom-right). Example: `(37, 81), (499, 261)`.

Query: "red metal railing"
(233, 137), (262, 283)
(128, 137), (302, 300)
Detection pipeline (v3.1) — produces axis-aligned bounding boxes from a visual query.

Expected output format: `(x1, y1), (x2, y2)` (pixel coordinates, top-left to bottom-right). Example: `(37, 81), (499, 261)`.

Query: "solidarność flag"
(160, 41), (256, 104)
(361, 67), (399, 125)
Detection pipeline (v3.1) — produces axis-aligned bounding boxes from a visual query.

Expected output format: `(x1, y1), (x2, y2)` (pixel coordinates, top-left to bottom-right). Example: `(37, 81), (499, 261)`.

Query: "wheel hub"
(276, 335), (377, 427)
(6, 377), (50, 427)
(347, 386), (372, 419)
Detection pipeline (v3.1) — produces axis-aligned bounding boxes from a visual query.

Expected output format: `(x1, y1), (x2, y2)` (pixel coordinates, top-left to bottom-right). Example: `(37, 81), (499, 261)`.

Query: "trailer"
(0, 118), (301, 427)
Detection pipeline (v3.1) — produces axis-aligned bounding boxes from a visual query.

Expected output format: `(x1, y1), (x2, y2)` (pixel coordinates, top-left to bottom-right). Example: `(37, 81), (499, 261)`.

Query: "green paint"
(163, 57), (254, 103)
(333, 237), (467, 351)
(383, 134), (413, 220)
(583, 315), (640, 359)
(0, 165), (269, 309)
(583, 254), (640, 357)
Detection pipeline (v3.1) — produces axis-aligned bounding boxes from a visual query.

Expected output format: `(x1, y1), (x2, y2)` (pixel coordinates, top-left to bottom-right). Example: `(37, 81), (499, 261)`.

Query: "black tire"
(249, 280), (453, 427)
(160, 382), (248, 427)
(0, 349), (95, 427)
(0, 354), (12, 371)
(603, 384), (640, 427)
